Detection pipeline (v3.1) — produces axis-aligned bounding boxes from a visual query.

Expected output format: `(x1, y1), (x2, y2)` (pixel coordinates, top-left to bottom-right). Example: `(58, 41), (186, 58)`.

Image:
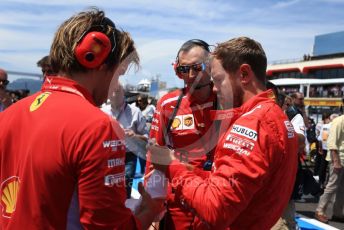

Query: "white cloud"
(272, 0), (301, 9)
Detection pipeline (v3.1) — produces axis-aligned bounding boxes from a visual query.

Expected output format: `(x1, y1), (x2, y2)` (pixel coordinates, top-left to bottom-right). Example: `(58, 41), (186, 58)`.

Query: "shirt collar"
(239, 89), (275, 113)
(210, 89), (275, 121)
(42, 77), (96, 105)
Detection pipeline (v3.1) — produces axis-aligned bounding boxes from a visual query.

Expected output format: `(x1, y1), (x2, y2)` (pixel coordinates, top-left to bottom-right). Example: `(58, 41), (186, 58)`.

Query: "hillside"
(7, 78), (42, 94)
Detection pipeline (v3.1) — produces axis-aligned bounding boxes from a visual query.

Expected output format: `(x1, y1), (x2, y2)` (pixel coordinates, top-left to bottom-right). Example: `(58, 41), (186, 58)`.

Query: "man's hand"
(333, 161), (343, 174)
(124, 129), (135, 137)
(331, 150), (343, 174)
(135, 182), (165, 229)
(147, 144), (176, 173)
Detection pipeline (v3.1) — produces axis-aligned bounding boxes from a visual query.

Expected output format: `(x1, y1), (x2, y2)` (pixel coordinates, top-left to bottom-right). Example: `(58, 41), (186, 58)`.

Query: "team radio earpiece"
(173, 39), (210, 79)
(75, 32), (111, 68)
(74, 17), (116, 69)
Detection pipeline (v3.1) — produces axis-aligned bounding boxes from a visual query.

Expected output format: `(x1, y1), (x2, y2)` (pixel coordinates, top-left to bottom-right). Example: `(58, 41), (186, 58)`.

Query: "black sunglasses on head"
(0, 79), (9, 86)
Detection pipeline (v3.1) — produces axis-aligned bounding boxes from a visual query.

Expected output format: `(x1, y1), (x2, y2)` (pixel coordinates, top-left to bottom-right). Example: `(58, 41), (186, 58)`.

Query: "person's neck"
(60, 72), (96, 97)
(187, 84), (212, 104)
(242, 81), (265, 104)
(139, 104), (147, 111)
(111, 101), (125, 112)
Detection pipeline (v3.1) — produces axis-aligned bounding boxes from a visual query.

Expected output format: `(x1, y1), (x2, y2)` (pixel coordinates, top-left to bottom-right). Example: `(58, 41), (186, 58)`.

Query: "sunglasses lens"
(192, 63), (203, 72)
(177, 63), (205, 75)
(176, 66), (190, 74)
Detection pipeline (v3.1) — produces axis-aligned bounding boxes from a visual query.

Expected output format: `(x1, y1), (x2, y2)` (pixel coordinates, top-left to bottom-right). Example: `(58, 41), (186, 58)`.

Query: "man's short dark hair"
(290, 92), (304, 99)
(176, 39), (210, 62)
(37, 55), (51, 68)
(213, 37), (267, 84)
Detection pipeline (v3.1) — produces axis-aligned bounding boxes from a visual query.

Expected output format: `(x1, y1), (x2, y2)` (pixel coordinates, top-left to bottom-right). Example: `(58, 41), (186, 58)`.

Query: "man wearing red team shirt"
(149, 37), (299, 229)
(147, 39), (218, 229)
(0, 8), (160, 230)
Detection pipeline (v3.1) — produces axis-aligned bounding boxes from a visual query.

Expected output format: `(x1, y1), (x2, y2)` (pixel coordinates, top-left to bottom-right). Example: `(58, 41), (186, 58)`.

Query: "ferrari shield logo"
(30, 92), (51, 112)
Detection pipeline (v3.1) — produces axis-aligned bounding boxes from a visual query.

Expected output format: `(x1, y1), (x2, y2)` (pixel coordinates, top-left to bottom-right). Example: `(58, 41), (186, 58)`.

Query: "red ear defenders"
(75, 32), (111, 68)
(75, 17), (116, 69)
(173, 39), (210, 79)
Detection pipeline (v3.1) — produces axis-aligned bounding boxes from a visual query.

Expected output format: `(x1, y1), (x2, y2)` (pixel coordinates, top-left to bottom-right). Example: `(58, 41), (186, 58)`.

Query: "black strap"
(163, 89), (185, 146)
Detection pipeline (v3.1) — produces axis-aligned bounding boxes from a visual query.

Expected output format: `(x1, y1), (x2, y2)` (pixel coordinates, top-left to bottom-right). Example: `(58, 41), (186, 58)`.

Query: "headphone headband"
(184, 39), (210, 52)
(101, 17), (117, 57)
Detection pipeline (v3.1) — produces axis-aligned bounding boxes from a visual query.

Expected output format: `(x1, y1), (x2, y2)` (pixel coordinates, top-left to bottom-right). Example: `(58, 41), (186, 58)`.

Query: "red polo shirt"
(0, 77), (140, 229)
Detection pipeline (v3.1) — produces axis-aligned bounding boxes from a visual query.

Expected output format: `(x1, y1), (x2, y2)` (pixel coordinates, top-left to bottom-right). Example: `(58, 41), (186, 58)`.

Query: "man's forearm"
(331, 149), (341, 165)
(136, 209), (157, 230)
(297, 134), (305, 153)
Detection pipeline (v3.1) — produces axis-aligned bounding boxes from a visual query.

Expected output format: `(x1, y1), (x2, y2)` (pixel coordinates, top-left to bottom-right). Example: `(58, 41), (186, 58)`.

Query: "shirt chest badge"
(1, 176), (20, 218)
(172, 114), (195, 130)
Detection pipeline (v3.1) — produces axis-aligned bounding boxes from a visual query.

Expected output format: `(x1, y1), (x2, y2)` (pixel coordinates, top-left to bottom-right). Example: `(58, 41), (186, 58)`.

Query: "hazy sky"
(1, 0), (344, 88)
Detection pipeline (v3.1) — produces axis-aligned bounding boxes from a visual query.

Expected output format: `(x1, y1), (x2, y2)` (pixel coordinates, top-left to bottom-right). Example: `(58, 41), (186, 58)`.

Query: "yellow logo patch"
(30, 92), (51, 112)
(171, 117), (181, 129)
(1, 176), (20, 218)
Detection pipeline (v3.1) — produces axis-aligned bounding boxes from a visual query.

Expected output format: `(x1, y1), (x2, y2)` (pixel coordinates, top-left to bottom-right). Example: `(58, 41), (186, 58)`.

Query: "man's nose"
(212, 84), (218, 94)
(188, 68), (198, 79)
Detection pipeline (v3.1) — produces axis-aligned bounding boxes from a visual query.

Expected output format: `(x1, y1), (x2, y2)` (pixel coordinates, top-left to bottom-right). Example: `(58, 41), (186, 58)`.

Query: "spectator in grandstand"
(149, 37), (298, 229)
(0, 68), (12, 111)
(146, 39), (218, 229)
(101, 84), (149, 198)
(0, 8), (161, 229)
(315, 114), (344, 223)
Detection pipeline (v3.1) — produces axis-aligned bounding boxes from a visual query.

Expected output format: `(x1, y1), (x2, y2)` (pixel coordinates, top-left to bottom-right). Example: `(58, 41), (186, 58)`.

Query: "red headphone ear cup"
(173, 62), (177, 73)
(75, 32), (111, 68)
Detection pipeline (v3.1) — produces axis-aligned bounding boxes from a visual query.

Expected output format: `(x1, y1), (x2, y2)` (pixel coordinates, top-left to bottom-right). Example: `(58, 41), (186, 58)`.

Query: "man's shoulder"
(147, 104), (156, 110)
(100, 103), (111, 115)
(51, 94), (112, 128)
(128, 103), (143, 115)
(235, 101), (287, 136)
(240, 100), (280, 120)
(285, 105), (302, 121)
(158, 89), (182, 107)
(332, 114), (344, 124)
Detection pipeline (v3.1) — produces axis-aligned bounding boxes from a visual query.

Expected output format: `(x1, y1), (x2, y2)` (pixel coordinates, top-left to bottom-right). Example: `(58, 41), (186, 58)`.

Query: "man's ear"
(239, 64), (252, 85)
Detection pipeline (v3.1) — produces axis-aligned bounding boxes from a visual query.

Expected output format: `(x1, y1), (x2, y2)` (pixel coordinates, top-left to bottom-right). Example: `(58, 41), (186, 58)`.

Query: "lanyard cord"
(163, 89), (185, 147)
